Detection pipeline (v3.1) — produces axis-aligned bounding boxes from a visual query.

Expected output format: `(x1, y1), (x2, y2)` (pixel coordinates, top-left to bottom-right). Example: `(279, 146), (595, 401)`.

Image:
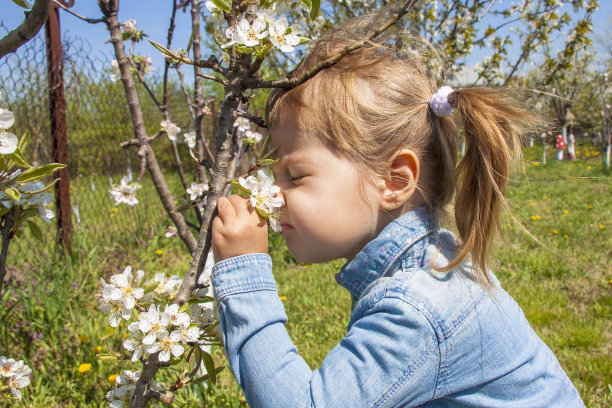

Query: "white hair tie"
(429, 86), (455, 117)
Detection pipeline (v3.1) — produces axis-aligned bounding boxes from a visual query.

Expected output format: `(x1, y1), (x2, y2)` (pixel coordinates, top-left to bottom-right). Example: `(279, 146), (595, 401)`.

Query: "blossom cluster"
(105, 370), (140, 408)
(234, 117), (263, 146)
(0, 357), (31, 401)
(212, 5), (305, 53)
(108, 175), (141, 207)
(0, 180), (55, 223)
(0, 99), (18, 155)
(98, 266), (215, 364)
(238, 169), (284, 232)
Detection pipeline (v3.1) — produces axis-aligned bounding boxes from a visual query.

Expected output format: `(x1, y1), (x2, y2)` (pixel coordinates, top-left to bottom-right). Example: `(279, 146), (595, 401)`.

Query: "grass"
(1, 143), (610, 407)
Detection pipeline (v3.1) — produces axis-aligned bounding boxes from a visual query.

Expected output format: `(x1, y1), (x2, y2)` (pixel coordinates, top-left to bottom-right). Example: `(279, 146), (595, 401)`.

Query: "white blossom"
(224, 16), (268, 48)
(156, 330), (185, 362)
(99, 266), (145, 327)
(160, 120), (181, 141)
(0, 105), (18, 155)
(184, 130), (196, 149)
(233, 117), (251, 133)
(164, 304), (191, 328)
(238, 169), (284, 232)
(0, 357), (32, 401)
(186, 181), (208, 201)
(269, 17), (301, 53)
(109, 60), (121, 82)
(106, 370), (140, 408)
(109, 176), (141, 206)
(243, 129), (263, 145)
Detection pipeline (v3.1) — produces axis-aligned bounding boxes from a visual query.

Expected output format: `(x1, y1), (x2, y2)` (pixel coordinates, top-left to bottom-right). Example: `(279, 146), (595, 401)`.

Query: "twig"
(0, 213), (15, 297)
(235, 110), (266, 128)
(242, 0), (418, 90)
(195, 72), (228, 85)
(52, 0), (105, 24)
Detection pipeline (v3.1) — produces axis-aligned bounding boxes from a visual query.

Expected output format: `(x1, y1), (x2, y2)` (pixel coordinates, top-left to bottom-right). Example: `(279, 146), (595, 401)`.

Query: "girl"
(211, 17), (584, 408)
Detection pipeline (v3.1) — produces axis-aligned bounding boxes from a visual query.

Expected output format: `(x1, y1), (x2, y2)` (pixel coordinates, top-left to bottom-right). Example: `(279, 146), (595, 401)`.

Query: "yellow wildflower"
(587, 166), (592, 170)
(155, 250), (163, 255)
(94, 346), (101, 354)
(533, 162), (539, 166)
(588, 205), (593, 209)
(530, 215), (541, 221)
(553, 230), (558, 234)
(108, 374), (118, 385)
(563, 234), (568, 239)
(77, 363), (91, 373)
(600, 225), (605, 230)
(564, 210), (569, 214)
(279, 296), (287, 301)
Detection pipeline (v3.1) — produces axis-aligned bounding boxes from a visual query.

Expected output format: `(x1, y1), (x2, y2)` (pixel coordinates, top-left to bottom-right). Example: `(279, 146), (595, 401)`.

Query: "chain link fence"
(0, 27), (195, 272)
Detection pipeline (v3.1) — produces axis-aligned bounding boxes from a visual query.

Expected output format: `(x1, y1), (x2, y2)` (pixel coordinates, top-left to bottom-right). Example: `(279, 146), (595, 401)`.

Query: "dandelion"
(600, 225), (605, 230)
(530, 215), (541, 221)
(155, 250), (163, 256)
(108, 374), (118, 385)
(553, 230), (558, 234)
(77, 363), (91, 373)
(587, 166), (592, 170)
(94, 346), (102, 354)
(563, 234), (568, 239)
(279, 296), (287, 301)
(588, 205), (593, 209)
(564, 210), (569, 214)
(533, 162), (539, 166)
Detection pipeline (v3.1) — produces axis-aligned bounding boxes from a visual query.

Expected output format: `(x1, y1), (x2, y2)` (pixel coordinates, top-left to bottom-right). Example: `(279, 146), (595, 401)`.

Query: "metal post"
(45, 1), (73, 253)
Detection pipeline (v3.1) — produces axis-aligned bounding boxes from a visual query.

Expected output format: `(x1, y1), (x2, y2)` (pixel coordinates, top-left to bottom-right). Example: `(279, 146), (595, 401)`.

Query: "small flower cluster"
(215, 6), (306, 53)
(121, 19), (146, 42)
(238, 169), (284, 232)
(108, 176), (141, 206)
(0, 96), (18, 154)
(98, 266), (215, 363)
(0, 356), (31, 401)
(160, 120), (181, 142)
(105, 370), (140, 408)
(234, 117), (263, 146)
(186, 181), (209, 207)
(0, 180), (55, 223)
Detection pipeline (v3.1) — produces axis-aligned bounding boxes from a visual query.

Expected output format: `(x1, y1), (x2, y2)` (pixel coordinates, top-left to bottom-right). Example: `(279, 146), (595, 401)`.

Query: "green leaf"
(309, 0), (320, 21)
(27, 220), (43, 242)
(257, 158), (279, 167)
(101, 325), (116, 341)
(258, 134), (272, 161)
(17, 163), (66, 183)
(0, 207), (10, 217)
(3, 187), (20, 201)
(0, 154), (5, 170)
(20, 178), (59, 195)
(17, 131), (29, 153)
(230, 180), (250, 196)
(144, 281), (160, 294)
(201, 350), (218, 384)
(12, 0), (31, 8)
(149, 41), (193, 64)
(96, 353), (119, 361)
(210, 0), (230, 13)
(186, 21), (199, 54)
(8, 149), (30, 168)
(178, 303), (189, 314)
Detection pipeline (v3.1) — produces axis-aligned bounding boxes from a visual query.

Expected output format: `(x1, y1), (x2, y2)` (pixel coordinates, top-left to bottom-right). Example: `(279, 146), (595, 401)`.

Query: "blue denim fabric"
(212, 207), (584, 407)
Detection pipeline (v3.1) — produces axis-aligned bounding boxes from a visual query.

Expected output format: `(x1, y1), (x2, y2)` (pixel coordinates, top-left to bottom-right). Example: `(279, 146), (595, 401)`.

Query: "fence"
(0, 28), (197, 272)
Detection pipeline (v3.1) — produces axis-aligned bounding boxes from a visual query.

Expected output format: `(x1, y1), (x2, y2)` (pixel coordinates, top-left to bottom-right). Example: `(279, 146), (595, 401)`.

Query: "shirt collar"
(335, 206), (440, 299)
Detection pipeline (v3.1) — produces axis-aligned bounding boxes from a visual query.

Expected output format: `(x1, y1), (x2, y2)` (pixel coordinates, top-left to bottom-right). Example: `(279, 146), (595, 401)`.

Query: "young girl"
(211, 19), (584, 408)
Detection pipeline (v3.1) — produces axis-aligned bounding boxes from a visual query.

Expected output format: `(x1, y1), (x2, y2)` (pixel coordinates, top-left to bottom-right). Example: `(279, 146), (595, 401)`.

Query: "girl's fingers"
(216, 196), (236, 222)
(228, 195), (254, 217)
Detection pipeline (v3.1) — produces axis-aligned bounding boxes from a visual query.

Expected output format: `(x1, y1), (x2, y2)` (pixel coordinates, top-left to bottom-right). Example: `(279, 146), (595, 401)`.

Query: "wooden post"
(45, 1), (73, 253)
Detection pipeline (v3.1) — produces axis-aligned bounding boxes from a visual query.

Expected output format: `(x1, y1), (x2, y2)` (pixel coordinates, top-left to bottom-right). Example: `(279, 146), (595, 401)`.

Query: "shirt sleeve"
(212, 254), (440, 408)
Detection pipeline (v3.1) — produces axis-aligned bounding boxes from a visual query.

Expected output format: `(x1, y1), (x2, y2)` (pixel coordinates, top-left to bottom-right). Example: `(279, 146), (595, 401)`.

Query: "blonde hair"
(266, 22), (536, 285)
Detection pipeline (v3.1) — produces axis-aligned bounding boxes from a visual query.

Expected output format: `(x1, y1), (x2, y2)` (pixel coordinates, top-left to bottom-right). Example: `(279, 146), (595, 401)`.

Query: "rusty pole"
(45, 1), (73, 253)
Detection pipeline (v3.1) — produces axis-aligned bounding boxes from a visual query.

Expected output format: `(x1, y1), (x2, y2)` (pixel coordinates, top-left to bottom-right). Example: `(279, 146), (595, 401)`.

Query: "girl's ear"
(380, 149), (420, 211)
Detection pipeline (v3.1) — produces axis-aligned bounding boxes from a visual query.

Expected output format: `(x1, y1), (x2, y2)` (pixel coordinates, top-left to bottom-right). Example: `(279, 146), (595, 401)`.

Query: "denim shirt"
(212, 207), (584, 408)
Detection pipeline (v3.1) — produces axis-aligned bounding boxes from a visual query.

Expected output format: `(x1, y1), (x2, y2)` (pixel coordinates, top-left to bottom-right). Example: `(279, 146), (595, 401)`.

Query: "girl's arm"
(212, 197), (440, 407)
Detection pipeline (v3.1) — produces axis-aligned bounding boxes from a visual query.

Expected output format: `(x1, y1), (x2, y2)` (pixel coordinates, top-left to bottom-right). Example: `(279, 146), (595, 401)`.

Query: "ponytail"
(439, 88), (536, 285)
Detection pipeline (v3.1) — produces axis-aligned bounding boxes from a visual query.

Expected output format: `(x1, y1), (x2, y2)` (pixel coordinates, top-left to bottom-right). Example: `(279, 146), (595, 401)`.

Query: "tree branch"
(0, 0), (51, 58)
(243, 0), (419, 90)
(52, 0), (105, 24)
(235, 110), (266, 128)
(0, 212), (15, 297)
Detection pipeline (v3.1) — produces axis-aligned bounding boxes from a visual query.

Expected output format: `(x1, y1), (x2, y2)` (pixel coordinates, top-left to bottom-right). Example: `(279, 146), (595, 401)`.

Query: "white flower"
(238, 169), (284, 232)
(156, 330), (185, 362)
(243, 130), (263, 145)
(110, 60), (121, 82)
(230, 16), (268, 48)
(109, 176), (141, 206)
(256, 9), (276, 24)
(0, 357), (32, 401)
(150, 273), (182, 299)
(178, 325), (203, 343)
(101, 266), (145, 311)
(204, 1), (225, 24)
(122, 322), (146, 362)
(186, 181), (208, 201)
(233, 117), (251, 133)
(0, 107), (18, 155)
(164, 226), (177, 238)
(138, 305), (171, 346)
(269, 17), (301, 53)
(184, 131), (196, 149)
(106, 372), (138, 408)
(160, 120), (181, 141)
(163, 304), (191, 328)
(123, 19), (137, 33)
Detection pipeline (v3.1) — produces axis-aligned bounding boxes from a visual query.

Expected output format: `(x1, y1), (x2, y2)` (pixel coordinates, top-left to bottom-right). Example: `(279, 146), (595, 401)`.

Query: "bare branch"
(243, 0), (419, 90)
(196, 72), (228, 85)
(235, 110), (266, 128)
(52, 0), (105, 24)
(0, 0), (51, 58)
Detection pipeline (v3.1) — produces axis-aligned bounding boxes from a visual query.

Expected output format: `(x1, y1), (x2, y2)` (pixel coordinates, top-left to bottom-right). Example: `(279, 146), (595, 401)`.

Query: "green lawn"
(1, 143), (610, 407)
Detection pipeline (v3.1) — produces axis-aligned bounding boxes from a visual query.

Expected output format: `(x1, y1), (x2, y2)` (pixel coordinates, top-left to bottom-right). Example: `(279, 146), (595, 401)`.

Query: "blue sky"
(2, 1), (611, 78)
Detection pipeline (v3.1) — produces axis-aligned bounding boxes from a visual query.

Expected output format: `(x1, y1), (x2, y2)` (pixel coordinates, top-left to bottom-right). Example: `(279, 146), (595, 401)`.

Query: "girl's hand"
(212, 195), (269, 262)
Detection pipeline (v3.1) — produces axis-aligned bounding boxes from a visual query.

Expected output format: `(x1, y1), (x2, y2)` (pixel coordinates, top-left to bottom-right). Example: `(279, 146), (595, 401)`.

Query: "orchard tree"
(0, 0), (51, 58)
